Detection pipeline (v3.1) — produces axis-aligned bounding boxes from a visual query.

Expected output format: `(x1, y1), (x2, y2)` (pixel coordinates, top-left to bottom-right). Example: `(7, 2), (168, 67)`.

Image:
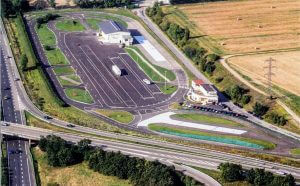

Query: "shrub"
(215, 77), (224, 83)
(206, 53), (220, 62)
(268, 113), (287, 126)
(253, 102), (269, 117)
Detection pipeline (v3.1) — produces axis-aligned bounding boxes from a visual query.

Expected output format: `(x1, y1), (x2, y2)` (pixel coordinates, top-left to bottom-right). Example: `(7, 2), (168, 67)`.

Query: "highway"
(0, 20), (36, 186)
(2, 123), (300, 179)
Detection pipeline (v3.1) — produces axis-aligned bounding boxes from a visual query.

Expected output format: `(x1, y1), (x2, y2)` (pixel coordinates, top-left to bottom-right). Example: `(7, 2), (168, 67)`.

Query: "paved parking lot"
(62, 32), (170, 108)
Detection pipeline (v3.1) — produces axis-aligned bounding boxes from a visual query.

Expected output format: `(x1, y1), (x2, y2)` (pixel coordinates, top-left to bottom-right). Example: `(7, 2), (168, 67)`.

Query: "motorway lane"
(0, 23), (35, 186)
(2, 123), (300, 179)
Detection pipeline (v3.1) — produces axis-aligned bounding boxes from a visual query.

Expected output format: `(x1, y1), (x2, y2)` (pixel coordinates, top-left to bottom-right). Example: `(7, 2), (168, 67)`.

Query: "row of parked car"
(181, 102), (248, 119)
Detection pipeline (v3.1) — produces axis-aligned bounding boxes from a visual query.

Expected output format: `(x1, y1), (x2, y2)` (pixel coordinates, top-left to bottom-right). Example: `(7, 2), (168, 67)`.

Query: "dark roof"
(99, 20), (128, 34)
(201, 84), (215, 92)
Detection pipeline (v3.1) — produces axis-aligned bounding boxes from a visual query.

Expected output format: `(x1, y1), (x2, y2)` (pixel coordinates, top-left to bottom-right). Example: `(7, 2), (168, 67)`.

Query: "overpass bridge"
(1, 122), (300, 180)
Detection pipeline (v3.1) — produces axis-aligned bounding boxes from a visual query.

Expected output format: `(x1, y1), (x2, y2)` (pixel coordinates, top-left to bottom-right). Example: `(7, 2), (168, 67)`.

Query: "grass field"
(290, 148), (300, 155)
(149, 124), (276, 150)
(65, 88), (94, 104)
(56, 19), (86, 32)
(173, 113), (244, 128)
(32, 147), (131, 186)
(171, 0), (300, 54)
(96, 109), (134, 124)
(228, 51), (300, 96)
(53, 66), (75, 75)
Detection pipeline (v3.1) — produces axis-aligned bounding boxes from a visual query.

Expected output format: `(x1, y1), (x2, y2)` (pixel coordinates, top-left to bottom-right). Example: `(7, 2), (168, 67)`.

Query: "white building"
(188, 80), (219, 105)
(99, 20), (133, 46)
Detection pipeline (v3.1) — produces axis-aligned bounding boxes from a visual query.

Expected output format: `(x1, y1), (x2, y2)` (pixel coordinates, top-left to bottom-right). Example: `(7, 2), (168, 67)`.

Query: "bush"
(252, 102), (269, 117)
(215, 77), (224, 83)
(241, 94), (251, 105)
(206, 53), (220, 62)
(268, 113), (287, 126)
(44, 45), (53, 51)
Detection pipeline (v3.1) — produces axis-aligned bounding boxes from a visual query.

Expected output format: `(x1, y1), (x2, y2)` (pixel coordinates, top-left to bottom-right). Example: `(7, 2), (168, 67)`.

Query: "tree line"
(73, 0), (134, 9)
(146, 3), (219, 77)
(39, 135), (203, 186)
(169, 0), (226, 5)
(1, 0), (29, 17)
(218, 162), (295, 186)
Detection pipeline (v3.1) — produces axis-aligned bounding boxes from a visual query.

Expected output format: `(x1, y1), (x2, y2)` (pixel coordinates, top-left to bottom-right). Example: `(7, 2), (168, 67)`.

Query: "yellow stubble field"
(179, 0), (300, 54)
(228, 51), (300, 96)
(176, 0), (300, 96)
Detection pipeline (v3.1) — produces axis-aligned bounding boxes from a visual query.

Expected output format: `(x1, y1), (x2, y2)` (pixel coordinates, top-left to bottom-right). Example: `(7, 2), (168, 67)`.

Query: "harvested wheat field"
(179, 0), (300, 54)
(29, 0), (75, 7)
(228, 51), (300, 96)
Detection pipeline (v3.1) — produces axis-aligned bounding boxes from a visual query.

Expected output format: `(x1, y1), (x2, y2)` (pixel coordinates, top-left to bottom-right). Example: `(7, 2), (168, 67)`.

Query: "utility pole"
(263, 57), (276, 99)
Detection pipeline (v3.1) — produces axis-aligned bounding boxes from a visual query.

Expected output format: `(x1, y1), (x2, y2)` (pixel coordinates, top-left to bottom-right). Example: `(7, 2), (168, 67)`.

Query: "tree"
(245, 168), (255, 184)
(183, 27), (190, 42)
(253, 102), (269, 117)
(206, 53), (219, 62)
(20, 54), (28, 71)
(218, 162), (244, 182)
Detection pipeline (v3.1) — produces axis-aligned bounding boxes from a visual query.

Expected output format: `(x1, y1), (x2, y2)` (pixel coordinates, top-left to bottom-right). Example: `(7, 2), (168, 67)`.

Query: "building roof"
(99, 20), (128, 34)
(193, 79), (205, 86)
(201, 84), (216, 92)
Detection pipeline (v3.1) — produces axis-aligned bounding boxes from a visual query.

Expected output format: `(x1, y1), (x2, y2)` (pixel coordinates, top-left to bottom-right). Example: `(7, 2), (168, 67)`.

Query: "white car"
(143, 79), (151, 85)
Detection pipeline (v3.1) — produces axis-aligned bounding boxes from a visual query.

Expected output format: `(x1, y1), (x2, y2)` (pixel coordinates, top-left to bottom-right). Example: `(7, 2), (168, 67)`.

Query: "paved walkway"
(138, 112), (247, 135)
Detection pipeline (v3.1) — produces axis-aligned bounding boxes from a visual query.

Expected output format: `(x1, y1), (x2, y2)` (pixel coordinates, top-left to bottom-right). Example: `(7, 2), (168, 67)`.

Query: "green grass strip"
(45, 48), (69, 65)
(149, 124), (276, 150)
(53, 66), (75, 76)
(159, 84), (177, 94)
(173, 114), (244, 128)
(36, 24), (56, 46)
(56, 19), (86, 32)
(290, 148), (300, 155)
(96, 109), (134, 124)
(65, 88), (94, 104)
(86, 18), (102, 30)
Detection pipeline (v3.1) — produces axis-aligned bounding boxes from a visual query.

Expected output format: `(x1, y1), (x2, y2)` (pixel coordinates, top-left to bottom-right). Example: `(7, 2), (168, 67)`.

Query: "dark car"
(66, 124), (75, 128)
(44, 115), (52, 120)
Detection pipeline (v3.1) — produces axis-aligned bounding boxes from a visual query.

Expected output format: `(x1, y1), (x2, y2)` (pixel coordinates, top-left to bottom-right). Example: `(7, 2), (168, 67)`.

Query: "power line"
(263, 57), (276, 98)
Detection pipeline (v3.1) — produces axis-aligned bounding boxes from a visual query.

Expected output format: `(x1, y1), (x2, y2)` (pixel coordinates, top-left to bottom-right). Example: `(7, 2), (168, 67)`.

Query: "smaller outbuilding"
(98, 20), (133, 46)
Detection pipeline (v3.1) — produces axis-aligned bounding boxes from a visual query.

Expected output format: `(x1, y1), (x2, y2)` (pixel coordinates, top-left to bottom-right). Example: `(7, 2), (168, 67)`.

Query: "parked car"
(143, 79), (151, 85)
